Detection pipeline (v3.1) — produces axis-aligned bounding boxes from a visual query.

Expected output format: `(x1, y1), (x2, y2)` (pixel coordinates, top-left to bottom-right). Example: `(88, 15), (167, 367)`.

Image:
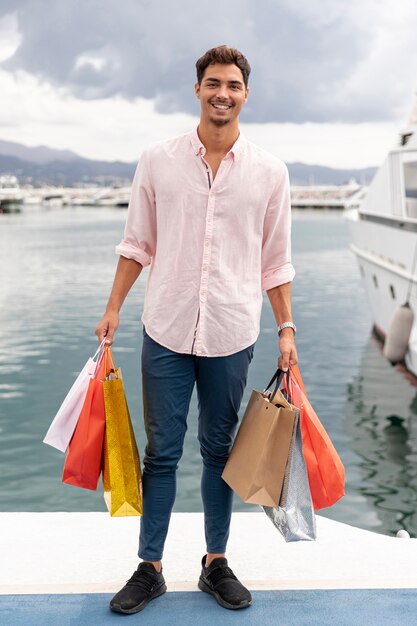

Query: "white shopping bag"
(43, 340), (106, 452)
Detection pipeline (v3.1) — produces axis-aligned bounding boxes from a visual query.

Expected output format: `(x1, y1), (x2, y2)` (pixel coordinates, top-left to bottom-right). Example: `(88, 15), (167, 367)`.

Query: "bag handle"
(92, 339), (109, 379)
(263, 368), (290, 403)
(92, 341), (119, 380)
(93, 338), (107, 361)
(105, 346), (118, 379)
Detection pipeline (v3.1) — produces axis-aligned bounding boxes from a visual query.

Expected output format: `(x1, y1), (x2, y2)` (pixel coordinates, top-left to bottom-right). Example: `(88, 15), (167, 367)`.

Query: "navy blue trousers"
(138, 329), (254, 561)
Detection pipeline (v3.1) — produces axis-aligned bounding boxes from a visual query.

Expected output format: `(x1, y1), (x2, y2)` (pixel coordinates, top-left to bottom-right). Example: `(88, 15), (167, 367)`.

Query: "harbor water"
(1, 206), (416, 537)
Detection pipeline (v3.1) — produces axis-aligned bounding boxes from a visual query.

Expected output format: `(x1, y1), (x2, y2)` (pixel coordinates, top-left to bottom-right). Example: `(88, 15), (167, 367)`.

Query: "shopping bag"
(263, 409), (316, 542)
(283, 366), (345, 511)
(222, 370), (296, 507)
(61, 349), (107, 490)
(43, 340), (106, 452)
(102, 360), (142, 517)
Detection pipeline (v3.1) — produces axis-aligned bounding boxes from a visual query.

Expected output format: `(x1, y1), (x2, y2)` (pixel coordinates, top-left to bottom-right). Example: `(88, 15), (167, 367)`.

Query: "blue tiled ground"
(2, 589), (417, 626)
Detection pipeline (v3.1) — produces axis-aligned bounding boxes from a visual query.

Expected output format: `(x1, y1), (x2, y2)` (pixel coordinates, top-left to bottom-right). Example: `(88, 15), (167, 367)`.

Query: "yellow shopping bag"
(102, 356), (142, 517)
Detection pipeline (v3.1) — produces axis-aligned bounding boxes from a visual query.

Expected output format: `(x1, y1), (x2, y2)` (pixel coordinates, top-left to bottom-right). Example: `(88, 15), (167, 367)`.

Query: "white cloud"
(74, 54), (108, 72)
(0, 12), (21, 63)
(241, 121), (399, 169)
(0, 69), (197, 162)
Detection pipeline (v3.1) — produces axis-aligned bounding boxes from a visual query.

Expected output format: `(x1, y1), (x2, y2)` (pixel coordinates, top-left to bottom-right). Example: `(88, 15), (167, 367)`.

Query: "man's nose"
(216, 83), (229, 98)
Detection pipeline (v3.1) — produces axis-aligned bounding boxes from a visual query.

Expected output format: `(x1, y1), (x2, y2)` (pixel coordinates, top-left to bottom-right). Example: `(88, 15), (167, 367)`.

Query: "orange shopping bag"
(283, 365), (345, 511)
(62, 349), (107, 490)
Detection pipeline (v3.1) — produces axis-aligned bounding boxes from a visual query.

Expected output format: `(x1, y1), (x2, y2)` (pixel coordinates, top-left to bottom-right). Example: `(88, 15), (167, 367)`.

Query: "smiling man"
(96, 45), (297, 615)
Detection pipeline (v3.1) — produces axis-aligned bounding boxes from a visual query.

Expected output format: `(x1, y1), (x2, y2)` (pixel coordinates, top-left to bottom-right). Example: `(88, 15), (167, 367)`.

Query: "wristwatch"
(277, 321), (297, 335)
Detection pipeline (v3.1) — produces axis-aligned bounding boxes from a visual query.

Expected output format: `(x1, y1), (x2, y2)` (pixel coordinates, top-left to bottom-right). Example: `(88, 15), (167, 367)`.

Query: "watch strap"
(277, 321), (296, 334)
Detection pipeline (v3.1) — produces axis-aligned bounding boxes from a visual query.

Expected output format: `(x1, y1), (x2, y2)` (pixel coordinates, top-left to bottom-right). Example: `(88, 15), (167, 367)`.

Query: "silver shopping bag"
(263, 409), (316, 542)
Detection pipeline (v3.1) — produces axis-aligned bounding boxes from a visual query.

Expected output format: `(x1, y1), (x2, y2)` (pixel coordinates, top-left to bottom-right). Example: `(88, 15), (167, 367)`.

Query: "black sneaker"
(198, 555), (252, 610)
(109, 562), (167, 615)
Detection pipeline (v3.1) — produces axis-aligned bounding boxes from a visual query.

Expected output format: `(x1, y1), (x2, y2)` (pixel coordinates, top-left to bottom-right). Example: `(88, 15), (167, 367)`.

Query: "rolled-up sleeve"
(261, 163), (295, 291)
(115, 150), (156, 267)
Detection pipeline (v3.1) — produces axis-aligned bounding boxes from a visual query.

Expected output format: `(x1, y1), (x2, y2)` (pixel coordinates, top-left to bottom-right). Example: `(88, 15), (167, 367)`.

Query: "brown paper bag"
(222, 387), (296, 507)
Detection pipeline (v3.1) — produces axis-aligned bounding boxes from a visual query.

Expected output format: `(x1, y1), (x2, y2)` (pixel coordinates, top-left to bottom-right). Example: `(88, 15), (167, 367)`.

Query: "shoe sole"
(109, 582), (167, 615)
(198, 577), (252, 610)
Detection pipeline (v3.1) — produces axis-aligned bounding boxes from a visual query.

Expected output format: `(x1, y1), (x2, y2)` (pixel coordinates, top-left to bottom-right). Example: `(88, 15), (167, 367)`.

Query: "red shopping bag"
(283, 364), (345, 511)
(62, 350), (107, 490)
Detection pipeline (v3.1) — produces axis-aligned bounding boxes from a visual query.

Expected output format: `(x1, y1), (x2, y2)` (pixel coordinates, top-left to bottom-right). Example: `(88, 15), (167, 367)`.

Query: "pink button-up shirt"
(115, 129), (295, 357)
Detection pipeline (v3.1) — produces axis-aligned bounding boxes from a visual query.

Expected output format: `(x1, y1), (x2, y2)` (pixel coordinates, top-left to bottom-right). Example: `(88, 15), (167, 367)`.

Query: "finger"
(105, 322), (119, 345)
(95, 322), (109, 343)
(280, 351), (290, 372)
(289, 348), (298, 366)
(95, 329), (103, 342)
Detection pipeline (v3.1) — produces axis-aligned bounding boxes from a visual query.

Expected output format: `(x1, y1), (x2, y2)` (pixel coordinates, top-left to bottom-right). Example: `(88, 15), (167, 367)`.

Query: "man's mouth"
(211, 103), (232, 110)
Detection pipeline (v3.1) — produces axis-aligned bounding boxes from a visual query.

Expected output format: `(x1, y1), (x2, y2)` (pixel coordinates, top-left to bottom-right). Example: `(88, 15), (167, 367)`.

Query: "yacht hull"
(348, 210), (417, 378)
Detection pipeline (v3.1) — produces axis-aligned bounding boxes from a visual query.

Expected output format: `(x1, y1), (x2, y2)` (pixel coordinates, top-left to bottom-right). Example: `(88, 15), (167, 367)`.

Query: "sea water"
(1, 206), (416, 537)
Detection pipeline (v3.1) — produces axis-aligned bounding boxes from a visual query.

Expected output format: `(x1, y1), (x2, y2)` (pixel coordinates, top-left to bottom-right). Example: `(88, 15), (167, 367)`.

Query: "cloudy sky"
(1, 0), (417, 167)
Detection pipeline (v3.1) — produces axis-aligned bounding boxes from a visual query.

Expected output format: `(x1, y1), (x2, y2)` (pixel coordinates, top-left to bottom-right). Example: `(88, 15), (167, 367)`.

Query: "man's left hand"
(278, 328), (298, 372)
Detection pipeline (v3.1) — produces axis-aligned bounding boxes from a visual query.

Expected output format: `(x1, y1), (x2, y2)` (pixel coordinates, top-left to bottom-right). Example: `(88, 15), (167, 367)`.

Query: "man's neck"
(197, 121), (240, 155)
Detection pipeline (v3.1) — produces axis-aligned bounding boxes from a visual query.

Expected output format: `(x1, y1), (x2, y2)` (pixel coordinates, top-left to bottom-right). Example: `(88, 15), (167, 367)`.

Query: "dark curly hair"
(196, 46), (251, 87)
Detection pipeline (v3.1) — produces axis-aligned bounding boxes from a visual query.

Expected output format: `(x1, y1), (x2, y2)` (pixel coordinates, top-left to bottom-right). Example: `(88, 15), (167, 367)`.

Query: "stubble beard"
(209, 116), (231, 127)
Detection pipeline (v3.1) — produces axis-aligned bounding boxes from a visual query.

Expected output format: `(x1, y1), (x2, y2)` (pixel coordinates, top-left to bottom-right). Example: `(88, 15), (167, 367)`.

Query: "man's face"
(195, 63), (248, 128)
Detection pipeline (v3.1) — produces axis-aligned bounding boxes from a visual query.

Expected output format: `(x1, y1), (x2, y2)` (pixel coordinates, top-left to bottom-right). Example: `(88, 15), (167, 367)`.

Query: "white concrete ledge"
(1, 512), (416, 594)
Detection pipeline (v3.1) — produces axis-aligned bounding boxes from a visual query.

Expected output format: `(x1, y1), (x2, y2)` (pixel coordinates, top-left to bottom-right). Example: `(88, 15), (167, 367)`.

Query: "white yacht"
(0, 174), (23, 212)
(348, 98), (417, 378)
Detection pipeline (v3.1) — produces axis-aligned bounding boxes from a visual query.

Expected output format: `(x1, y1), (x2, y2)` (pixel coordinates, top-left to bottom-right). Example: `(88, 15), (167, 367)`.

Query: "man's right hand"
(95, 310), (119, 345)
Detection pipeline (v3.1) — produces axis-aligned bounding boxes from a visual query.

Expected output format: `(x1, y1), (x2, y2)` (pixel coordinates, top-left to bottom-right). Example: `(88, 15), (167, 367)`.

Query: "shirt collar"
(189, 127), (246, 162)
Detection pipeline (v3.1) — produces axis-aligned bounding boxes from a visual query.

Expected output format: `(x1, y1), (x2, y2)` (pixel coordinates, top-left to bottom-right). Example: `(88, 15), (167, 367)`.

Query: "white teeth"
(212, 104), (230, 110)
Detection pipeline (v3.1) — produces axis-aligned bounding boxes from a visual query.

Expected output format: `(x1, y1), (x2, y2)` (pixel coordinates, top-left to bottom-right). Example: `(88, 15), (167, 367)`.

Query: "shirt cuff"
(115, 242), (151, 267)
(262, 264), (295, 291)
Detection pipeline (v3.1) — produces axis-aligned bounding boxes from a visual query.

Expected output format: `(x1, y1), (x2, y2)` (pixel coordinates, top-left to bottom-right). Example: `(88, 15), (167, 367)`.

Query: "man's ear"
(244, 87), (249, 103)
(195, 82), (200, 99)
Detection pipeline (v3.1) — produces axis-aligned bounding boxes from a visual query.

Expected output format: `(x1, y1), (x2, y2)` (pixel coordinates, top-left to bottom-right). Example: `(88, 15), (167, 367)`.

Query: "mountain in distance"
(0, 139), (377, 186)
(0, 140), (136, 185)
(0, 139), (81, 164)
(0, 153), (136, 186)
(288, 162), (377, 186)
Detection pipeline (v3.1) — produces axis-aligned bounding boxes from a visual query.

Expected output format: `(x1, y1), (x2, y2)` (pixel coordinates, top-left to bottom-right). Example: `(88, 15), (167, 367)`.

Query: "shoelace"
(206, 565), (238, 587)
(126, 569), (158, 592)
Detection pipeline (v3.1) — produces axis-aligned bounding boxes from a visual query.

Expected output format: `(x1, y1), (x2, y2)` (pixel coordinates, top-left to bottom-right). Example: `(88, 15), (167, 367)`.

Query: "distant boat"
(291, 181), (367, 210)
(347, 97), (417, 378)
(0, 175), (23, 213)
(92, 187), (130, 208)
